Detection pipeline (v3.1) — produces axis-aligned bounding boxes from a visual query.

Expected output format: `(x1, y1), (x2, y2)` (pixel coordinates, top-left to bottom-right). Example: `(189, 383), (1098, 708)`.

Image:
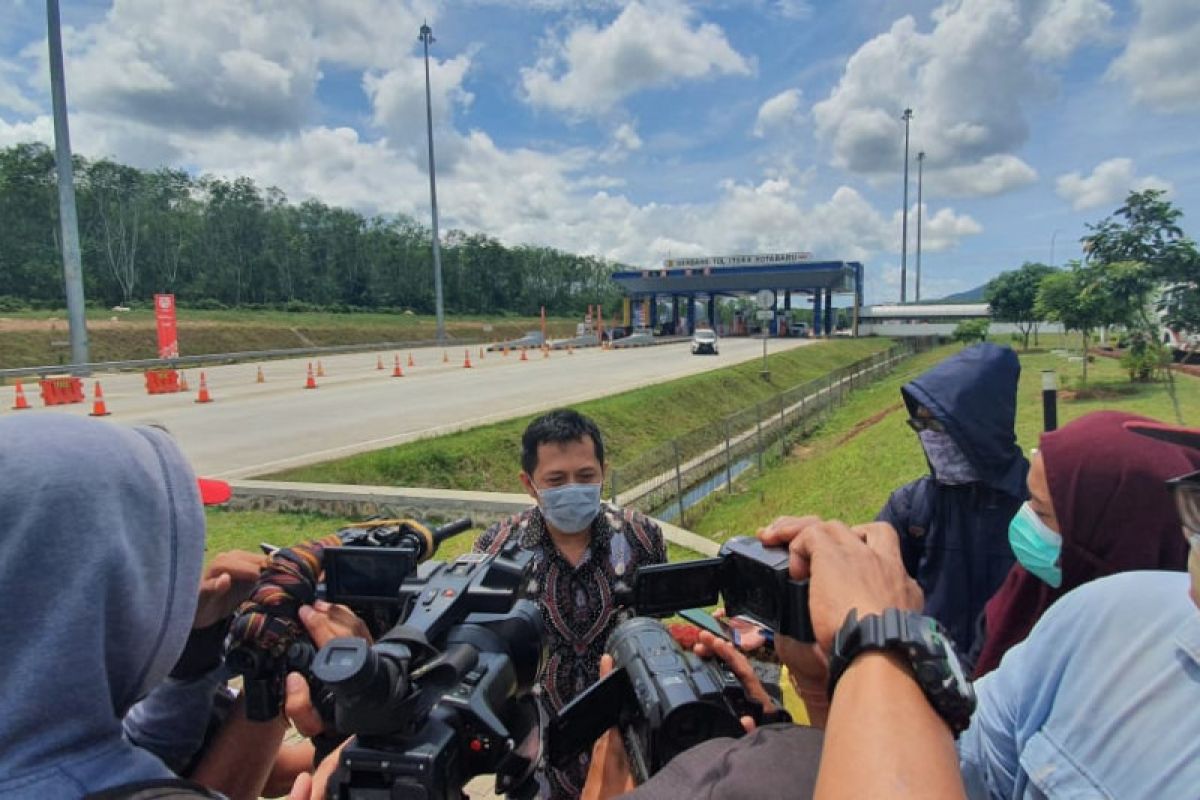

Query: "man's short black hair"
(521, 409), (605, 475)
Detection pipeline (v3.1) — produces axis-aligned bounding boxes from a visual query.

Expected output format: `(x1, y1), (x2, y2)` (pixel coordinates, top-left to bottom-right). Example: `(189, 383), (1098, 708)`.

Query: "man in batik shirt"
(474, 408), (666, 799)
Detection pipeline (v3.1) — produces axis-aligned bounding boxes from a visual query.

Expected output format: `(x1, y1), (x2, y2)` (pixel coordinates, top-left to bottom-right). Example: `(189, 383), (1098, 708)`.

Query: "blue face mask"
(1008, 502), (1063, 588)
(536, 482), (602, 534)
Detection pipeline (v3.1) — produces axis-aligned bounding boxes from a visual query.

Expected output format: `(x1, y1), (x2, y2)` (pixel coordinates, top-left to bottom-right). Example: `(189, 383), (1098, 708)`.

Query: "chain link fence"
(608, 338), (938, 525)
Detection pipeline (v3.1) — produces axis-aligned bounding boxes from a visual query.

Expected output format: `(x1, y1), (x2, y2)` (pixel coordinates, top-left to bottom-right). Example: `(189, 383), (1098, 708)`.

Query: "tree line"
(0, 142), (627, 315)
(985, 190), (1200, 381)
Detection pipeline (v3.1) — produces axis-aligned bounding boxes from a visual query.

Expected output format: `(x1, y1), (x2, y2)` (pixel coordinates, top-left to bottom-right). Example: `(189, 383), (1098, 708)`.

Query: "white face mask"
(535, 481), (602, 534)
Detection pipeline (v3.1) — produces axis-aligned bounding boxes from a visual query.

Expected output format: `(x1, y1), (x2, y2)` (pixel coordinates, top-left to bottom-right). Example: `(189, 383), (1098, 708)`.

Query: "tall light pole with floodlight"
(915, 150), (925, 302)
(419, 22), (445, 343)
(900, 108), (913, 304)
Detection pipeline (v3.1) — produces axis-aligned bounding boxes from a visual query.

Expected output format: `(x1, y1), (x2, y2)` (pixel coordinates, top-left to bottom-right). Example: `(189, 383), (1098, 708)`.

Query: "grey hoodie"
(0, 414), (205, 798)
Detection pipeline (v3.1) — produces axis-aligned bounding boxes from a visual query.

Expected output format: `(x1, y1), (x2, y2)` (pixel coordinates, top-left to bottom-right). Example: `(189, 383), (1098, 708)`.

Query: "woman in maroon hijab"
(973, 410), (1198, 677)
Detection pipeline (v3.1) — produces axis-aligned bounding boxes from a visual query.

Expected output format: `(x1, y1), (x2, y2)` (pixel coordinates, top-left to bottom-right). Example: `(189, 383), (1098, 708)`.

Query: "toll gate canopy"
(610, 253), (864, 336)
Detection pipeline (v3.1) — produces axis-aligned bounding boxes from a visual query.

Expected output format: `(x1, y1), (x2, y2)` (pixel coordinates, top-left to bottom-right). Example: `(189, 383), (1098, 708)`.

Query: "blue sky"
(1, 0), (1198, 304)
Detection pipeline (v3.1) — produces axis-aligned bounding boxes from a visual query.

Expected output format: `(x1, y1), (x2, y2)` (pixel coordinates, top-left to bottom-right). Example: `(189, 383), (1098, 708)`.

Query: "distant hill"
(936, 284), (988, 303)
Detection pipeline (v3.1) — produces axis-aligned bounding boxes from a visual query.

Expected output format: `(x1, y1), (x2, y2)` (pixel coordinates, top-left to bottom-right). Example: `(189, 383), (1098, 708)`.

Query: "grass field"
(688, 343), (1200, 543)
(266, 338), (895, 492)
(203, 507), (704, 566)
(0, 309), (579, 370)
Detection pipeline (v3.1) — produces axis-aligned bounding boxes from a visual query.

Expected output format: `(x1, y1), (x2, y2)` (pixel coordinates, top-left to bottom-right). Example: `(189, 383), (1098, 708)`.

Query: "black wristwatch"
(827, 608), (976, 736)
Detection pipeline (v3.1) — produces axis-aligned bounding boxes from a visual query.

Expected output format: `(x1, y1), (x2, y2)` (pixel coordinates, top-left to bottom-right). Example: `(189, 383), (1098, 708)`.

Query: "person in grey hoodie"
(0, 414), (250, 799)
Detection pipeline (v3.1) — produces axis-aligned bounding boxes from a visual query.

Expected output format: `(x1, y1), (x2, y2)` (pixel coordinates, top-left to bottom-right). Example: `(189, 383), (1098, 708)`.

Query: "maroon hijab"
(973, 411), (1195, 677)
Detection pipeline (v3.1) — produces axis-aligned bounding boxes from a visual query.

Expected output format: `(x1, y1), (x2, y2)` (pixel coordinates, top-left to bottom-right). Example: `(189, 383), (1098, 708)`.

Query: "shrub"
(952, 319), (990, 345)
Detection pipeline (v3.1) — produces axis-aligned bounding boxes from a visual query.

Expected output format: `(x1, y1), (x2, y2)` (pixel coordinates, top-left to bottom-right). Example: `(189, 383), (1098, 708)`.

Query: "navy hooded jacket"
(876, 343), (1028, 656)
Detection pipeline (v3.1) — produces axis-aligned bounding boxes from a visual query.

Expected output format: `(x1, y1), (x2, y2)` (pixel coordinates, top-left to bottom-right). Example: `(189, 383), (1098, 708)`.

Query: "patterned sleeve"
(474, 514), (519, 555)
(626, 509), (667, 565)
(473, 520), (500, 554)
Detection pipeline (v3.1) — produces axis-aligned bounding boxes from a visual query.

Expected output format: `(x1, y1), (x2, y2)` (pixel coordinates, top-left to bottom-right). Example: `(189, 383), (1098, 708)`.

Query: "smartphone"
(679, 608), (732, 641)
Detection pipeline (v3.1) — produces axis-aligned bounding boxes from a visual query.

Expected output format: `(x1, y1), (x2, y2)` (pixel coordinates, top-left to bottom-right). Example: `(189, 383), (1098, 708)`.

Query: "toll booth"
(610, 254), (863, 337)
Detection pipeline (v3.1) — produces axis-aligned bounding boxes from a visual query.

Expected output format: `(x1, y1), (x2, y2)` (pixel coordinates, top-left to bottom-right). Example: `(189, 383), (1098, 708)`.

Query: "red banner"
(154, 294), (179, 359)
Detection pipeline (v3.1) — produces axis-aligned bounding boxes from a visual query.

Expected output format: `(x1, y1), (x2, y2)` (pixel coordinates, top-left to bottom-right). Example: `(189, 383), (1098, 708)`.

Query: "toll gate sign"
(154, 294), (179, 359)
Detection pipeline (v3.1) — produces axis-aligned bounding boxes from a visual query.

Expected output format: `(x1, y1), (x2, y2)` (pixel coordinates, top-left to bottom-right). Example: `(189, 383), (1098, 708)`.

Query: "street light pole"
(1050, 228), (1060, 268)
(46, 0), (89, 369)
(900, 108), (913, 304)
(915, 150), (925, 302)
(419, 22), (445, 343)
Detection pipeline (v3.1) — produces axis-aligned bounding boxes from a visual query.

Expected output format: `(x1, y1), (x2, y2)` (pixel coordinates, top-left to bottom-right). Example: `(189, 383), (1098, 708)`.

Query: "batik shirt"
(474, 502), (667, 799)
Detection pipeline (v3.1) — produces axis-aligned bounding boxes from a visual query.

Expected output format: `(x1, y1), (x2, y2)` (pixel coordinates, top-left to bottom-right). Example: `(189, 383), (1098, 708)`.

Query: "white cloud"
(1024, 0), (1114, 62)
(1108, 0), (1200, 114)
(928, 154), (1039, 197)
(52, 0), (325, 135)
(363, 53), (475, 165)
(770, 0), (812, 21)
(903, 205), (985, 252)
(519, 1), (752, 117)
(0, 114), (53, 150)
(613, 122), (642, 151)
(753, 88), (803, 138)
(0, 59), (40, 115)
(1055, 157), (1173, 211)
(812, 0), (1112, 197)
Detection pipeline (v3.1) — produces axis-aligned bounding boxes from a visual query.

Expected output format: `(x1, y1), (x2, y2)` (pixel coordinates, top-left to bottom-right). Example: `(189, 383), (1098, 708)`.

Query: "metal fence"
(608, 338), (937, 525)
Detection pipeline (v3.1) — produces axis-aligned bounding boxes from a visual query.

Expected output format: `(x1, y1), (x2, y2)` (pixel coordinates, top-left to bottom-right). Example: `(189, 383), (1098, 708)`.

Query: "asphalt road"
(4, 336), (816, 477)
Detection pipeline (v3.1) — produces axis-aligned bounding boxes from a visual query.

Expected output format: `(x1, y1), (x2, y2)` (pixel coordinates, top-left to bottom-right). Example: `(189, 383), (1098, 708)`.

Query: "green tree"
(1036, 262), (1121, 384)
(984, 262), (1057, 349)
(1084, 189), (1200, 350)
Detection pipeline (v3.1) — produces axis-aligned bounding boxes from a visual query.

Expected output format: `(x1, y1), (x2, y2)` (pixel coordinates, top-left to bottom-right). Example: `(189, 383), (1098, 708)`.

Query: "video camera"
(628, 535), (813, 641)
(226, 517), (473, 721)
(311, 538), (545, 800)
(548, 616), (778, 783)
(550, 536), (808, 783)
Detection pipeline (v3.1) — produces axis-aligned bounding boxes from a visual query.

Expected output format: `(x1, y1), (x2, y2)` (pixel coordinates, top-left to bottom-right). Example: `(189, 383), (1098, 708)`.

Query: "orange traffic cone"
(178, 371), (190, 391)
(503, 345), (510, 357)
(376, 355), (385, 371)
(463, 349), (473, 369)
(317, 361), (326, 378)
(11, 381), (31, 410)
(256, 365), (265, 384)
(520, 347), (528, 361)
(305, 362), (318, 389)
(88, 381), (111, 417)
(195, 372), (213, 403)
(443, 350), (449, 364)
(392, 355), (404, 378)
(408, 352), (415, 368)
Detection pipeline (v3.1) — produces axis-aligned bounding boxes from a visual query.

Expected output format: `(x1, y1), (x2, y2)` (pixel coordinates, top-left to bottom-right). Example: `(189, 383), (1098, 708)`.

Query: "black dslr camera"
(548, 616), (777, 783)
(311, 540), (546, 800)
(630, 535), (813, 641)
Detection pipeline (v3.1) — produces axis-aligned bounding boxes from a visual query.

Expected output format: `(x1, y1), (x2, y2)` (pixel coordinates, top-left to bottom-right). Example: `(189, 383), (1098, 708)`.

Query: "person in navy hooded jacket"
(876, 343), (1028, 657)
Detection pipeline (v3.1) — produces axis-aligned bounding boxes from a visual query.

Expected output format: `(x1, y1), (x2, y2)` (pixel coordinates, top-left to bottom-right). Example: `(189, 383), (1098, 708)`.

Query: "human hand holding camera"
(757, 515), (922, 726)
(194, 549), (267, 629)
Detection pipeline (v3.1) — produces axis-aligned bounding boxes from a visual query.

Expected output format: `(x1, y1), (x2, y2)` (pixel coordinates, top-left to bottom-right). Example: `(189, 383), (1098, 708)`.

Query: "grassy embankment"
(688, 344), (1200, 543)
(203, 508), (706, 567)
(267, 338), (895, 492)
(0, 308), (578, 371)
